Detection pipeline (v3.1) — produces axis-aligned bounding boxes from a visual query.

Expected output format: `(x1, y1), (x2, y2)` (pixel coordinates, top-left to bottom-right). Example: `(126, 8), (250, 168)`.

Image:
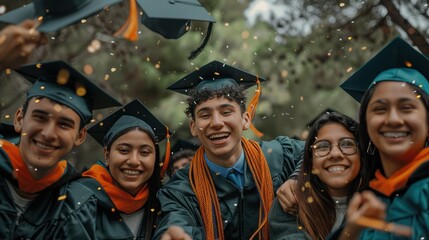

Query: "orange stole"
(1, 140), (67, 194)
(370, 147), (429, 196)
(83, 164), (149, 214)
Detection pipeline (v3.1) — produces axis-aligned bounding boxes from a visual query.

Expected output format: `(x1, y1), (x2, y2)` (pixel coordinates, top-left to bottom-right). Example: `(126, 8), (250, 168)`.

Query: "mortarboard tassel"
(247, 77), (264, 138)
(188, 22), (213, 60)
(160, 126), (171, 179)
(114, 0), (139, 41)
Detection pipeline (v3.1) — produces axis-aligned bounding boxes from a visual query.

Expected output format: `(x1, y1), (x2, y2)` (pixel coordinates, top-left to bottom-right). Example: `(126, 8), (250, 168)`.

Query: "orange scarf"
(83, 164), (149, 214)
(114, 0), (139, 41)
(189, 137), (274, 240)
(1, 140), (67, 194)
(370, 147), (429, 196)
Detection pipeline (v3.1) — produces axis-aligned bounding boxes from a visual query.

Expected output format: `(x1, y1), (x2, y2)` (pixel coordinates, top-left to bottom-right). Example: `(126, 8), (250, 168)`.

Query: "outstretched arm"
(0, 20), (47, 70)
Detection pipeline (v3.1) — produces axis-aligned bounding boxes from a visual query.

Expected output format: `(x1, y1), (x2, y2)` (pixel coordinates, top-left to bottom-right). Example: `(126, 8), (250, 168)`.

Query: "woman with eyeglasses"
(269, 111), (370, 239)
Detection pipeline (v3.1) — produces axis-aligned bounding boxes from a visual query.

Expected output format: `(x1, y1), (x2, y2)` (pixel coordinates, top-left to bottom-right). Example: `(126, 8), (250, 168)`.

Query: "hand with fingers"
(276, 178), (298, 214)
(0, 19), (47, 70)
(338, 191), (387, 240)
(160, 226), (192, 240)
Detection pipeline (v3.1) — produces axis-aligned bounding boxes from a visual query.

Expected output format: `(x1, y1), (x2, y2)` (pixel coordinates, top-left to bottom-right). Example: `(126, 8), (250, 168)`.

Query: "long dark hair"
(358, 82), (429, 178)
(296, 111), (369, 240)
(106, 127), (161, 240)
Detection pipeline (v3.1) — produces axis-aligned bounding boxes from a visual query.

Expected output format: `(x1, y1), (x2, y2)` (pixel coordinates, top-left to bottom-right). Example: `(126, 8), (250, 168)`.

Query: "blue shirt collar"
(205, 150), (245, 178)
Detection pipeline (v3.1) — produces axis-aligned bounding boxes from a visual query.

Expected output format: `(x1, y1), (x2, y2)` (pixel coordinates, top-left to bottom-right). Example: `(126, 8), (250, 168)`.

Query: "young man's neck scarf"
(189, 137), (274, 240)
(2, 140), (67, 194)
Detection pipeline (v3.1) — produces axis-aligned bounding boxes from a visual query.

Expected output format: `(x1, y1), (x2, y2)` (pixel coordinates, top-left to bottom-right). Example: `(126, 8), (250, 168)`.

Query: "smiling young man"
(153, 60), (304, 240)
(0, 60), (120, 239)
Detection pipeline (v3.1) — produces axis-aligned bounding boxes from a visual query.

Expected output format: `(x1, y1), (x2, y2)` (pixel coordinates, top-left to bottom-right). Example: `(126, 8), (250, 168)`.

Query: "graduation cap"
(168, 60), (266, 137)
(15, 60), (121, 125)
(0, 0), (121, 33)
(340, 36), (429, 102)
(167, 60), (266, 95)
(171, 138), (200, 156)
(137, 0), (216, 60)
(88, 99), (170, 147)
(305, 108), (337, 129)
(0, 122), (20, 144)
(88, 99), (171, 178)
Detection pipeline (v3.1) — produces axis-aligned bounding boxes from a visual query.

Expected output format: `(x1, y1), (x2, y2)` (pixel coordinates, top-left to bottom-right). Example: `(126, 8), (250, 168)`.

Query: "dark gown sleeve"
(268, 197), (310, 240)
(53, 181), (97, 239)
(260, 136), (305, 190)
(152, 170), (206, 240)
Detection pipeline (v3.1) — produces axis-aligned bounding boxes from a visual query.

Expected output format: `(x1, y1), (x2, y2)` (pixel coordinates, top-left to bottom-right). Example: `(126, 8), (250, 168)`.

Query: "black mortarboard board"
(0, 122), (20, 144)
(137, 0), (215, 59)
(171, 138), (200, 156)
(88, 99), (170, 147)
(15, 60), (121, 125)
(0, 0), (121, 33)
(340, 36), (429, 102)
(137, 0), (214, 39)
(167, 60), (266, 95)
(305, 108), (337, 129)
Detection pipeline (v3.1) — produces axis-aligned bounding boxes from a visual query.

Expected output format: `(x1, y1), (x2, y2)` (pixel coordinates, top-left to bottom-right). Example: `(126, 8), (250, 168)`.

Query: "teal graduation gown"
(328, 161), (429, 239)
(0, 142), (97, 239)
(152, 136), (304, 240)
(78, 177), (153, 240)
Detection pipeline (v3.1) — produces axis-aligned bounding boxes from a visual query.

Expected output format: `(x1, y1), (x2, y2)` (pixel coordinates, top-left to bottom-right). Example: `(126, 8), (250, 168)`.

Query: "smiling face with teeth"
(13, 97), (86, 180)
(365, 81), (429, 177)
(190, 96), (250, 167)
(311, 123), (361, 197)
(104, 128), (156, 196)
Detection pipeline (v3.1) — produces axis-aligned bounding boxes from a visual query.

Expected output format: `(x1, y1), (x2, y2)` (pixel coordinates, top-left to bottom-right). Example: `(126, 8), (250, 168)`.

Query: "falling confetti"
(58, 195), (67, 201)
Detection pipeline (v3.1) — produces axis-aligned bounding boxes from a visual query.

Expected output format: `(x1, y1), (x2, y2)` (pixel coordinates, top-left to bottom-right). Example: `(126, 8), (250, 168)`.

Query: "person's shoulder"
(63, 178), (97, 210)
(161, 166), (195, 196)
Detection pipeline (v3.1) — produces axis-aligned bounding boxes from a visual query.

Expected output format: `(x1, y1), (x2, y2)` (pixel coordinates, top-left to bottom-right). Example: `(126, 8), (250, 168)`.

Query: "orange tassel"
(247, 77), (264, 138)
(160, 126), (171, 179)
(114, 0), (139, 41)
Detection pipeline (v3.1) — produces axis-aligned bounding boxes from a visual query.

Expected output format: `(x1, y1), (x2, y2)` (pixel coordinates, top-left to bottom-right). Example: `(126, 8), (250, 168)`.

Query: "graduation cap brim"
(0, 0), (121, 33)
(167, 60), (266, 95)
(88, 99), (170, 146)
(171, 138), (200, 155)
(340, 36), (429, 102)
(137, 0), (215, 40)
(15, 60), (121, 110)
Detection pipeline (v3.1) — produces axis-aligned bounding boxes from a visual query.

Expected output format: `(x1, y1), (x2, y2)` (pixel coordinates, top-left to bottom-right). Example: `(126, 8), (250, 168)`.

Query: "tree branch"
(380, 0), (429, 55)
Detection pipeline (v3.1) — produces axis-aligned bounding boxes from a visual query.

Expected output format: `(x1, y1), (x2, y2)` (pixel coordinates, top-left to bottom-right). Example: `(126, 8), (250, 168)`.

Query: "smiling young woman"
(79, 99), (170, 240)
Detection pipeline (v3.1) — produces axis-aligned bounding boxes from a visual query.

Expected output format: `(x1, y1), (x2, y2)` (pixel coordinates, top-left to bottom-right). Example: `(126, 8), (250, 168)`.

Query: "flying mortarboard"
(0, 122), (20, 144)
(0, 0), (122, 33)
(168, 60), (266, 137)
(137, 0), (216, 60)
(88, 99), (170, 147)
(15, 60), (121, 125)
(340, 36), (429, 102)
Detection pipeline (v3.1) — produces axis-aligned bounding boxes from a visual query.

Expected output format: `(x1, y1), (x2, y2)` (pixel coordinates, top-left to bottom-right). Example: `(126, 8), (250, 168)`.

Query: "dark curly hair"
(185, 85), (247, 119)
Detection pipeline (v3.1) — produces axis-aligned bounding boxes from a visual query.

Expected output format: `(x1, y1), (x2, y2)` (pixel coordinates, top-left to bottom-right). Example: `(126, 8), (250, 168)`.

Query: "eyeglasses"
(311, 137), (358, 157)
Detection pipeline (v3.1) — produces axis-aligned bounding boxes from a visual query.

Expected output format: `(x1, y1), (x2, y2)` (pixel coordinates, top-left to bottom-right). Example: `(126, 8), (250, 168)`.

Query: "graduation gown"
(152, 136), (304, 240)
(328, 161), (429, 239)
(268, 198), (311, 240)
(0, 142), (97, 239)
(78, 177), (152, 240)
